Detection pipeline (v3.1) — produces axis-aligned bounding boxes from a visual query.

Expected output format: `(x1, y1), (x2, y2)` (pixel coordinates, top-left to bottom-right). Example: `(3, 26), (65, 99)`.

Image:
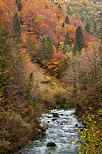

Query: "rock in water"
(47, 142), (56, 147)
(52, 118), (56, 121)
(52, 113), (59, 117)
(75, 123), (78, 127)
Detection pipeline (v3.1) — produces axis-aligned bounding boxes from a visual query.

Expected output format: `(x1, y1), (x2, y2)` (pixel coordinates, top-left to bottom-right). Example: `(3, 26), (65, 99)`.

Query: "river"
(20, 109), (82, 154)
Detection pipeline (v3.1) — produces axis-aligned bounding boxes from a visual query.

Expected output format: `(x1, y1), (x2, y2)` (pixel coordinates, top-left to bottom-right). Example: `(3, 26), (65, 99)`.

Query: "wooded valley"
(0, 0), (102, 153)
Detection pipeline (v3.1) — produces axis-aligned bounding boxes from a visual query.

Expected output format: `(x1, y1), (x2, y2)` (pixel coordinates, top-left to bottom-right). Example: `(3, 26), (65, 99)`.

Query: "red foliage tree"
(83, 30), (92, 47)
(46, 51), (65, 76)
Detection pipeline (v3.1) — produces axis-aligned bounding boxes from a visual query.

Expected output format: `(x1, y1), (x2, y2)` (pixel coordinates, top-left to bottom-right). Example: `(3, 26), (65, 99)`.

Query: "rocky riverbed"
(19, 109), (82, 154)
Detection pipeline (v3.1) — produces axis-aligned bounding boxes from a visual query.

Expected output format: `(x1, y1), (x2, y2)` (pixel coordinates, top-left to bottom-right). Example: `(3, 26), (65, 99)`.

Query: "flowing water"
(22, 109), (82, 154)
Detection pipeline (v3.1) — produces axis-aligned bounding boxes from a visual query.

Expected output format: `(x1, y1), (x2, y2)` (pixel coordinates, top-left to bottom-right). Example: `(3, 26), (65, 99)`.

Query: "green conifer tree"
(62, 22), (65, 28)
(16, 0), (22, 11)
(85, 23), (90, 33)
(65, 16), (70, 25)
(41, 37), (53, 60)
(58, 4), (61, 9)
(27, 35), (36, 62)
(0, 27), (9, 101)
(74, 26), (84, 52)
(64, 32), (71, 46)
(67, 7), (73, 16)
(13, 13), (21, 38)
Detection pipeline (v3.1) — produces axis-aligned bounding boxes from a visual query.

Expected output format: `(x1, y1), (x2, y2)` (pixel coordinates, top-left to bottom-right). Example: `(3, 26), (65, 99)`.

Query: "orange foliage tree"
(64, 24), (76, 44)
(83, 30), (92, 47)
(19, 0), (66, 45)
(46, 51), (65, 77)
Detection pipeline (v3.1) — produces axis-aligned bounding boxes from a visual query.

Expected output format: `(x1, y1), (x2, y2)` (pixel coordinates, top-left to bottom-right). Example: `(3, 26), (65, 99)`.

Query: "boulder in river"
(47, 142), (56, 147)
(60, 123), (63, 125)
(75, 123), (79, 127)
(52, 113), (59, 117)
(40, 124), (49, 132)
(52, 118), (56, 121)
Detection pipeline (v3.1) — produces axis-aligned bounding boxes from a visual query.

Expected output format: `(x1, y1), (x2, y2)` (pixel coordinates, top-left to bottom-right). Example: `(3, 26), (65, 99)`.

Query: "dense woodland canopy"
(0, 0), (102, 153)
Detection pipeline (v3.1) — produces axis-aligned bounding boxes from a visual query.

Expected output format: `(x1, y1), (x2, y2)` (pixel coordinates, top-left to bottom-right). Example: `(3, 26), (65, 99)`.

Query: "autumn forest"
(0, 0), (102, 153)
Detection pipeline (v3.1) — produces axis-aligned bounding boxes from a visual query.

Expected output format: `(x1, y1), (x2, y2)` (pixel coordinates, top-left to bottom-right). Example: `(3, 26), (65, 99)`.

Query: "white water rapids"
(21, 109), (82, 154)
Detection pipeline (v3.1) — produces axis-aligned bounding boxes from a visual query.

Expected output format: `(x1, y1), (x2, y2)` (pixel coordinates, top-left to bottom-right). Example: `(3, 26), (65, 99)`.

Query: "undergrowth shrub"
(0, 107), (33, 153)
(79, 111), (101, 154)
(54, 86), (67, 107)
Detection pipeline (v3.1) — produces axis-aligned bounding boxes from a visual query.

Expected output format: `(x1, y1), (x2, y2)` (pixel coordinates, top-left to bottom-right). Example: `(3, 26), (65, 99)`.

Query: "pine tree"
(13, 13), (21, 38)
(65, 16), (70, 25)
(64, 32), (71, 46)
(67, 7), (73, 16)
(85, 23), (90, 33)
(58, 4), (61, 9)
(41, 37), (53, 60)
(62, 22), (65, 28)
(74, 26), (84, 52)
(16, 0), (22, 11)
(27, 35), (35, 62)
(0, 28), (8, 100)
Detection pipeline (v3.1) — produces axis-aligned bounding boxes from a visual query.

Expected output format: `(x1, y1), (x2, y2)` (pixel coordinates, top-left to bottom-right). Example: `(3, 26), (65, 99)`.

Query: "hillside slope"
(21, 48), (68, 107)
